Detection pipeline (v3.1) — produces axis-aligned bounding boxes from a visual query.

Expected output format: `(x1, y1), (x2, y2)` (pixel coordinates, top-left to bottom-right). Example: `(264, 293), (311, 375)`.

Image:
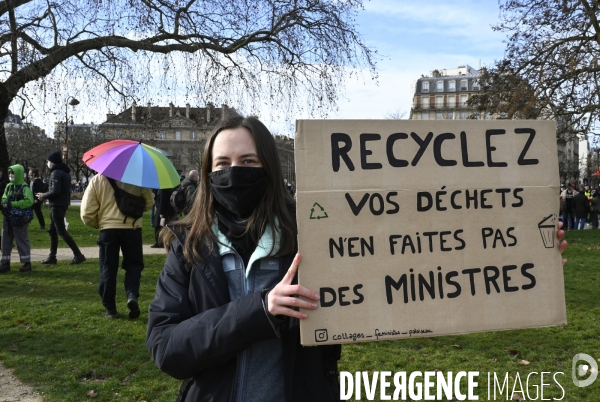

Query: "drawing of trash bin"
(538, 214), (555, 248)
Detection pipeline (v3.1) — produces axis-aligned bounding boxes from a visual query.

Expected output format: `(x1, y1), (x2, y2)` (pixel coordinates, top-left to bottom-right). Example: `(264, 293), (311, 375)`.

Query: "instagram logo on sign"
(315, 329), (328, 343)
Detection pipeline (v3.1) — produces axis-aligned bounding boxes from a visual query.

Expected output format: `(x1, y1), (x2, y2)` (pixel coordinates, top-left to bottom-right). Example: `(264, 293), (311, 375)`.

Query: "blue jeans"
(564, 208), (576, 230)
(574, 217), (587, 230)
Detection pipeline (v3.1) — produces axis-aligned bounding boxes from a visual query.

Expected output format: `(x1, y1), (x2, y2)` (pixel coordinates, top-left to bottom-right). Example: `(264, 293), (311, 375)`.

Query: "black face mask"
(209, 167), (268, 217)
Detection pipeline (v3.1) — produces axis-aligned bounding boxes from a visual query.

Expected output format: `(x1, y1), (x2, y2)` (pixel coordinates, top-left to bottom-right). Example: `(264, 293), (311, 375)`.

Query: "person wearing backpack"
(36, 151), (86, 265)
(81, 173), (153, 318)
(0, 165), (34, 273)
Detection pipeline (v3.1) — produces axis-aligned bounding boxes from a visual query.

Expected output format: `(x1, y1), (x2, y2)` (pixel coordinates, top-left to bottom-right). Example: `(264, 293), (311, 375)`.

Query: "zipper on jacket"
(234, 250), (249, 402)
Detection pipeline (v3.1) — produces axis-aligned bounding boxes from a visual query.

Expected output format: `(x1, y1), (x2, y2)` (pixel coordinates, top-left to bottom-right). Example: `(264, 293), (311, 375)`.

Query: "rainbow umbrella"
(83, 140), (180, 189)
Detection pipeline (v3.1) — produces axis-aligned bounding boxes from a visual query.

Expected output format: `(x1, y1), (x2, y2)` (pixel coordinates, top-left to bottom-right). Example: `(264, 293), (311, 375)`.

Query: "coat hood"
(8, 164), (25, 186)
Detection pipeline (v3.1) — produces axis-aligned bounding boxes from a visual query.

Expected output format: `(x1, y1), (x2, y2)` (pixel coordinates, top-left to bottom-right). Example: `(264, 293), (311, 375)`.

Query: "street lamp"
(63, 96), (80, 163)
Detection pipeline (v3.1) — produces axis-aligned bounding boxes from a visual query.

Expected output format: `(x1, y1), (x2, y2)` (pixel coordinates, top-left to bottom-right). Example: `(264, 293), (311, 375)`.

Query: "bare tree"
(559, 158), (580, 185)
(0, 0), (377, 173)
(54, 126), (103, 181)
(6, 125), (55, 173)
(467, 65), (544, 120)
(384, 109), (406, 120)
(491, 0), (600, 137)
(181, 139), (206, 172)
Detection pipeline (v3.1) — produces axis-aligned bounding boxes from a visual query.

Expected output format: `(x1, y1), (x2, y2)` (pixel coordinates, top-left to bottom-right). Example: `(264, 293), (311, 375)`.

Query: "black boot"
(0, 263), (9, 273)
(127, 296), (141, 319)
(19, 263), (32, 272)
(40, 256), (57, 265)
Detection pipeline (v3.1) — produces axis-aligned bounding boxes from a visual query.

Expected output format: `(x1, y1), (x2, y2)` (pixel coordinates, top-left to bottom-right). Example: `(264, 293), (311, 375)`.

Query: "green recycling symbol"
(310, 202), (329, 220)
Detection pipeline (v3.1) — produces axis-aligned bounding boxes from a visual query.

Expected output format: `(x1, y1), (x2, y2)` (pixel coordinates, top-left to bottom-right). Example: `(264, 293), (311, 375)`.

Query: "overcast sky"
(34, 0), (508, 137)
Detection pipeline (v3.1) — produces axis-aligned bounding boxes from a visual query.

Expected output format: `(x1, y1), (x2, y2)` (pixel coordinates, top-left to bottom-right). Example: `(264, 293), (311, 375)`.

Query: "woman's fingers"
(270, 295), (318, 315)
(268, 253), (321, 319)
(272, 306), (310, 320)
(281, 253), (301, 285)
(557, 222), (565, 241)
(268, 284), (320, 317)
(269, 295), (318, 319)
(559, 239), (567, 254)
(556, 222), (567, 265)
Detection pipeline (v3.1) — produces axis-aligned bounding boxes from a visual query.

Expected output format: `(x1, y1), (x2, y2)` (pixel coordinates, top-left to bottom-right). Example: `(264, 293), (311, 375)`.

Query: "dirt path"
(0, 362), (42, 402)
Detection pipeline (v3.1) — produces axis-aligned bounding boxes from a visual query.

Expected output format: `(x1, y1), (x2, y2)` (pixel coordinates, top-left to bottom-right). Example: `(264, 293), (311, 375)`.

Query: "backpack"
(5, 184), (34, 226)
(170, 185), (187, 213)
(107, 178), (146, 226)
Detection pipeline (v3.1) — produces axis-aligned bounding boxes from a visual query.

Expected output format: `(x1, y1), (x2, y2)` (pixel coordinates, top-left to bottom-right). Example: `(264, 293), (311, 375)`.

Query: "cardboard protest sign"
(295, 120), (566, 346)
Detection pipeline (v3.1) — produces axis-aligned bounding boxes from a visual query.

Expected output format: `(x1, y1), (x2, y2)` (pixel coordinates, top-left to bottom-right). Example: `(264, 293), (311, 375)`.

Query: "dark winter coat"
(146, 228), (341, 402)
(152, 188), (178, 227)
(0, 176), (8, 202)
(180, 177), (198, 215)
(592, 194), (600, 213)
(30, 177), (45, 194)
(573, 192), (590, 219)
(41, 163), (71, 207)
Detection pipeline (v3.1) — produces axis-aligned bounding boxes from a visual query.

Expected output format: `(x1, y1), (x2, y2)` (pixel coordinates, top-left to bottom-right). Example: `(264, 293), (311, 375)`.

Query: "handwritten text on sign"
(295, 120), (566, 346)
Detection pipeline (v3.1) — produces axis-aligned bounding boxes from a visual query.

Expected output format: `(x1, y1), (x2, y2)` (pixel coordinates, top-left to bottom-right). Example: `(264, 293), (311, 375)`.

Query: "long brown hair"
(162, 115), (297, 264)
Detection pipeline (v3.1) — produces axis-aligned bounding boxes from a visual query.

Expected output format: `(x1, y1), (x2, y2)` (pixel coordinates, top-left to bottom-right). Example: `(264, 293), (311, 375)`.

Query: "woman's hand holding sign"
(557, 221), (567, 265)
(268, 253), (319, 319)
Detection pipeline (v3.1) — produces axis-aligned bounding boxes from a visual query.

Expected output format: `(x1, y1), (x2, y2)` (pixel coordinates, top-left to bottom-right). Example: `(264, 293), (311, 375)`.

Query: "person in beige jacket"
(81, 174), (154, 319)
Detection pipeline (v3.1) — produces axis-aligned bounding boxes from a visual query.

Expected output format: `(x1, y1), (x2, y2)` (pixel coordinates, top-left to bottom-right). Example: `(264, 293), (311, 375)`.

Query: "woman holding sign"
(146, 115), (340, 401)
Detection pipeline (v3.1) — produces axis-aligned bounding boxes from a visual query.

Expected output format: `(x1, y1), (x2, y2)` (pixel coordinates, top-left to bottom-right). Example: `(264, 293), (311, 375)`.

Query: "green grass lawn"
(26, 206), (156, 248)
(0, 230), (598, 401)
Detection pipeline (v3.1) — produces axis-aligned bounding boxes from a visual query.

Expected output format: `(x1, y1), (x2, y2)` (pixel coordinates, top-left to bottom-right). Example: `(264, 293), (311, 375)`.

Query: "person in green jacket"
(1, 164), (34, 272)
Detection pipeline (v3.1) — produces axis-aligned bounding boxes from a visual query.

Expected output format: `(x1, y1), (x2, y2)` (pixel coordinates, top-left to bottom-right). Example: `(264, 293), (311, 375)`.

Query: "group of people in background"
(0, 152), (88, 273)
(560, 183), (600, 230)
(0, 153), (202, 319)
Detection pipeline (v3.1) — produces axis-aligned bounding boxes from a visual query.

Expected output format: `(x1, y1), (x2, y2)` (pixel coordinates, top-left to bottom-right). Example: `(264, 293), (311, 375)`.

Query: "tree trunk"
(0, 100), (11, 175)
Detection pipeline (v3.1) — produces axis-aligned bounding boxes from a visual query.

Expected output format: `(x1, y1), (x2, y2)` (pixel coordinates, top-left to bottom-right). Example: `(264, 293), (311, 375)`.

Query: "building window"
(472, 80), (480, 91)
(422, 81), (429, 93)
(460, 94), (468, 106)
(447, 96), (456, 107)
(436, 96), (443, 108)
(448, 81), (456, 92)
(159, 131), (166, 139)
(141, 131), (146, 139)
(421, 112), (429, 120)
(115, 130), (121, 139)
(485, 113), (492, 120)
(436, 81), (444, 92)
(435, 113), (443, 120)
(190, 131), (197, 140)
(175, 131), (181, 140)
(447, 112), (454, 120)
(421, 97), (429, 108)
(460, 112), (467, 120)
(460, 80), (468, 91)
